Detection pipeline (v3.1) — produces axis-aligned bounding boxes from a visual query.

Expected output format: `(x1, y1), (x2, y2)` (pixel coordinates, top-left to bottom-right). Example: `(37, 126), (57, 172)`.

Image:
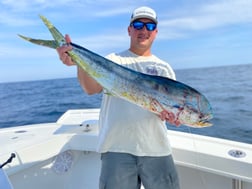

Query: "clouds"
(2, 0), (77, 10)
(2, 0), (251, 34)
(0, 0), (252, 82)
(158, 0), (252, 39)
(200, 0), (252, 27)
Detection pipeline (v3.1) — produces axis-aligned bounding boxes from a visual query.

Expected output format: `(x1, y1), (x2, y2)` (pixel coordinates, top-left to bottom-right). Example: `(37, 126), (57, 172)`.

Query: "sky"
(0, 0), (252, 83)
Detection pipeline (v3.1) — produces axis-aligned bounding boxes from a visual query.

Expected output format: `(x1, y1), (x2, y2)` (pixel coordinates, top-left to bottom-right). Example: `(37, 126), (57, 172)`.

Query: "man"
(57, 6), (180, 189)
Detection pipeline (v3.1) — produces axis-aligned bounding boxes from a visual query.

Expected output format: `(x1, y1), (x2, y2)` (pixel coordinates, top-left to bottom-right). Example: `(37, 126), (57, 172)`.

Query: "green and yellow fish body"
(19, 15), (213, 128)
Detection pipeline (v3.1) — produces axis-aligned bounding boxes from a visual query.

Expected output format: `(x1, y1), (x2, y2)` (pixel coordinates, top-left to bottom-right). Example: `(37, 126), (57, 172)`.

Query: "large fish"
(18, 15), (213, 128)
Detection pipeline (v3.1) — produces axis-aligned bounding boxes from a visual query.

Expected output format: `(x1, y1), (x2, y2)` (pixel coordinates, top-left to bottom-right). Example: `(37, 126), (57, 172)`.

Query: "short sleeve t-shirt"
(97, 50), (176, 156)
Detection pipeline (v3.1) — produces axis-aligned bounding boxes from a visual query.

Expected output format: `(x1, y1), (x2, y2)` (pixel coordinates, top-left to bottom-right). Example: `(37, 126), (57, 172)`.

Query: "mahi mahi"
(18, 15), (213, 128)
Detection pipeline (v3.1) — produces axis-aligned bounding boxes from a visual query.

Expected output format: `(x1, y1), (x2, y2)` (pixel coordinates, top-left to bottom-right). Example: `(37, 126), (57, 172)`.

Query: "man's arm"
(56, 34), (103, 94)
(77, 66), (103, 94)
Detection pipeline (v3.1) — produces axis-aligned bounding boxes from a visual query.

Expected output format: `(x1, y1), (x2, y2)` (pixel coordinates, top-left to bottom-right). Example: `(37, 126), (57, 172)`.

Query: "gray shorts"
(99, 152), (180, 189)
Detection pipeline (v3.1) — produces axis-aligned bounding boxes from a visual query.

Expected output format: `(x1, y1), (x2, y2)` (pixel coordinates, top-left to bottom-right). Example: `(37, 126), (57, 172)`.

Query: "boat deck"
(1, 109), (252, 189)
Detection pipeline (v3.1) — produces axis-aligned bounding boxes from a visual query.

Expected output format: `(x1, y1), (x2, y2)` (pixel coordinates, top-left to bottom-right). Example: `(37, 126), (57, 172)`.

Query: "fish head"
(178, 106), (213, 128)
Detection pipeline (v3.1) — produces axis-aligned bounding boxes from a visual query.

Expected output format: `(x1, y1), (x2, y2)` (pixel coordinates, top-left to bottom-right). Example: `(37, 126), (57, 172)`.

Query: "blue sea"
(0, 64), (252, 144)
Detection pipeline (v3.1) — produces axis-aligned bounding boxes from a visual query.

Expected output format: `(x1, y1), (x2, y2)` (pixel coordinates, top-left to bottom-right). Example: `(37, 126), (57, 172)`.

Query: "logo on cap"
(130, 6), (158, 23)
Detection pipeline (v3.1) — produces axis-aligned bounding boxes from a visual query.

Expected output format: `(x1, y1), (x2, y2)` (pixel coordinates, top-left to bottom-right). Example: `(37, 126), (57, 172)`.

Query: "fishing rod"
(0, 153), (16, 169)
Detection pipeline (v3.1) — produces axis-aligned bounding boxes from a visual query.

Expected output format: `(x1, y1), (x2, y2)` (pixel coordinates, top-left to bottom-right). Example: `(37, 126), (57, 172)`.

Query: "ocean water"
(0, 64), (252, 144)
(169, 63), (252, 144)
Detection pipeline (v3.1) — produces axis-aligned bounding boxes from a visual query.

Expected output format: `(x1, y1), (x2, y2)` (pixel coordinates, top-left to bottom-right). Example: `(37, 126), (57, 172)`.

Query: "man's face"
(128, 18), (158, 52)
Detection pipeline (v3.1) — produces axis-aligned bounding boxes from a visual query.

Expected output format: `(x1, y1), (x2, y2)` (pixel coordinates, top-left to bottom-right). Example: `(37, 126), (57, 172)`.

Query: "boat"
(1, 108), (251, 189)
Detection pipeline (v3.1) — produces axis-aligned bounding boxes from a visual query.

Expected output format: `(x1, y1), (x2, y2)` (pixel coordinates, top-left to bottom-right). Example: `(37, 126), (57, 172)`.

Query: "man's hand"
(56, 34), (75, 66)
(159, 110), (181, 127)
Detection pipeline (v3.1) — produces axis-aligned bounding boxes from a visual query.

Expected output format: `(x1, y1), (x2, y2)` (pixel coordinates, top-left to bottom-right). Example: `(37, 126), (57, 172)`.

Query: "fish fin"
(150, 98), (165, 112)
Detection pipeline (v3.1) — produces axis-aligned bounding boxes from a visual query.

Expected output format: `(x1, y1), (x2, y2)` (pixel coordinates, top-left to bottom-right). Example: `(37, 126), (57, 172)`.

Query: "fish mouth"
(195, 113), (213, 127)
(197, 120), (213, 127)
(189, 115), (213, 128)
(188, 121), (212, 128)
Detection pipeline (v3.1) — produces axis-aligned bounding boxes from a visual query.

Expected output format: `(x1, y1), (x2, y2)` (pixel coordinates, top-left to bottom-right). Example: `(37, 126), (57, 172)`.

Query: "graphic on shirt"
(146, 65), (158, 75)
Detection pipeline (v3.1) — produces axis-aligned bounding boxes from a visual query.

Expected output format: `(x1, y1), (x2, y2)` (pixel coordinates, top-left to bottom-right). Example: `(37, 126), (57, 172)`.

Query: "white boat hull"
(1, 109), (252, 189)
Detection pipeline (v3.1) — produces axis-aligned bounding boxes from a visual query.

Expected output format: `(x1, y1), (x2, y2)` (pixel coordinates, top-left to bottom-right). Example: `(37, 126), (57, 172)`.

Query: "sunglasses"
(131, 21), (157, 31)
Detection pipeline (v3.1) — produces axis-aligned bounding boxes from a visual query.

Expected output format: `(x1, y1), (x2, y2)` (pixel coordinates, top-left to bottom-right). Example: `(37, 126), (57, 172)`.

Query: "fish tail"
(18, 35), (58, 49)
(39, 15), (66, 46)
(18, 15), (66, 49)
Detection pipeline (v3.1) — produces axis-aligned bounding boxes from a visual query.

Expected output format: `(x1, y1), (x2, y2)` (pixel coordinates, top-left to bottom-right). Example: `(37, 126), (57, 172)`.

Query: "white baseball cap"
(130, 6), (158, 24)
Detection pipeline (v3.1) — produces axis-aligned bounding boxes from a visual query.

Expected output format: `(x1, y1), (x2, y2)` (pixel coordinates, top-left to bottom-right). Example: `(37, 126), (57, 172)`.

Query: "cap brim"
(130, 16), (158, 24)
